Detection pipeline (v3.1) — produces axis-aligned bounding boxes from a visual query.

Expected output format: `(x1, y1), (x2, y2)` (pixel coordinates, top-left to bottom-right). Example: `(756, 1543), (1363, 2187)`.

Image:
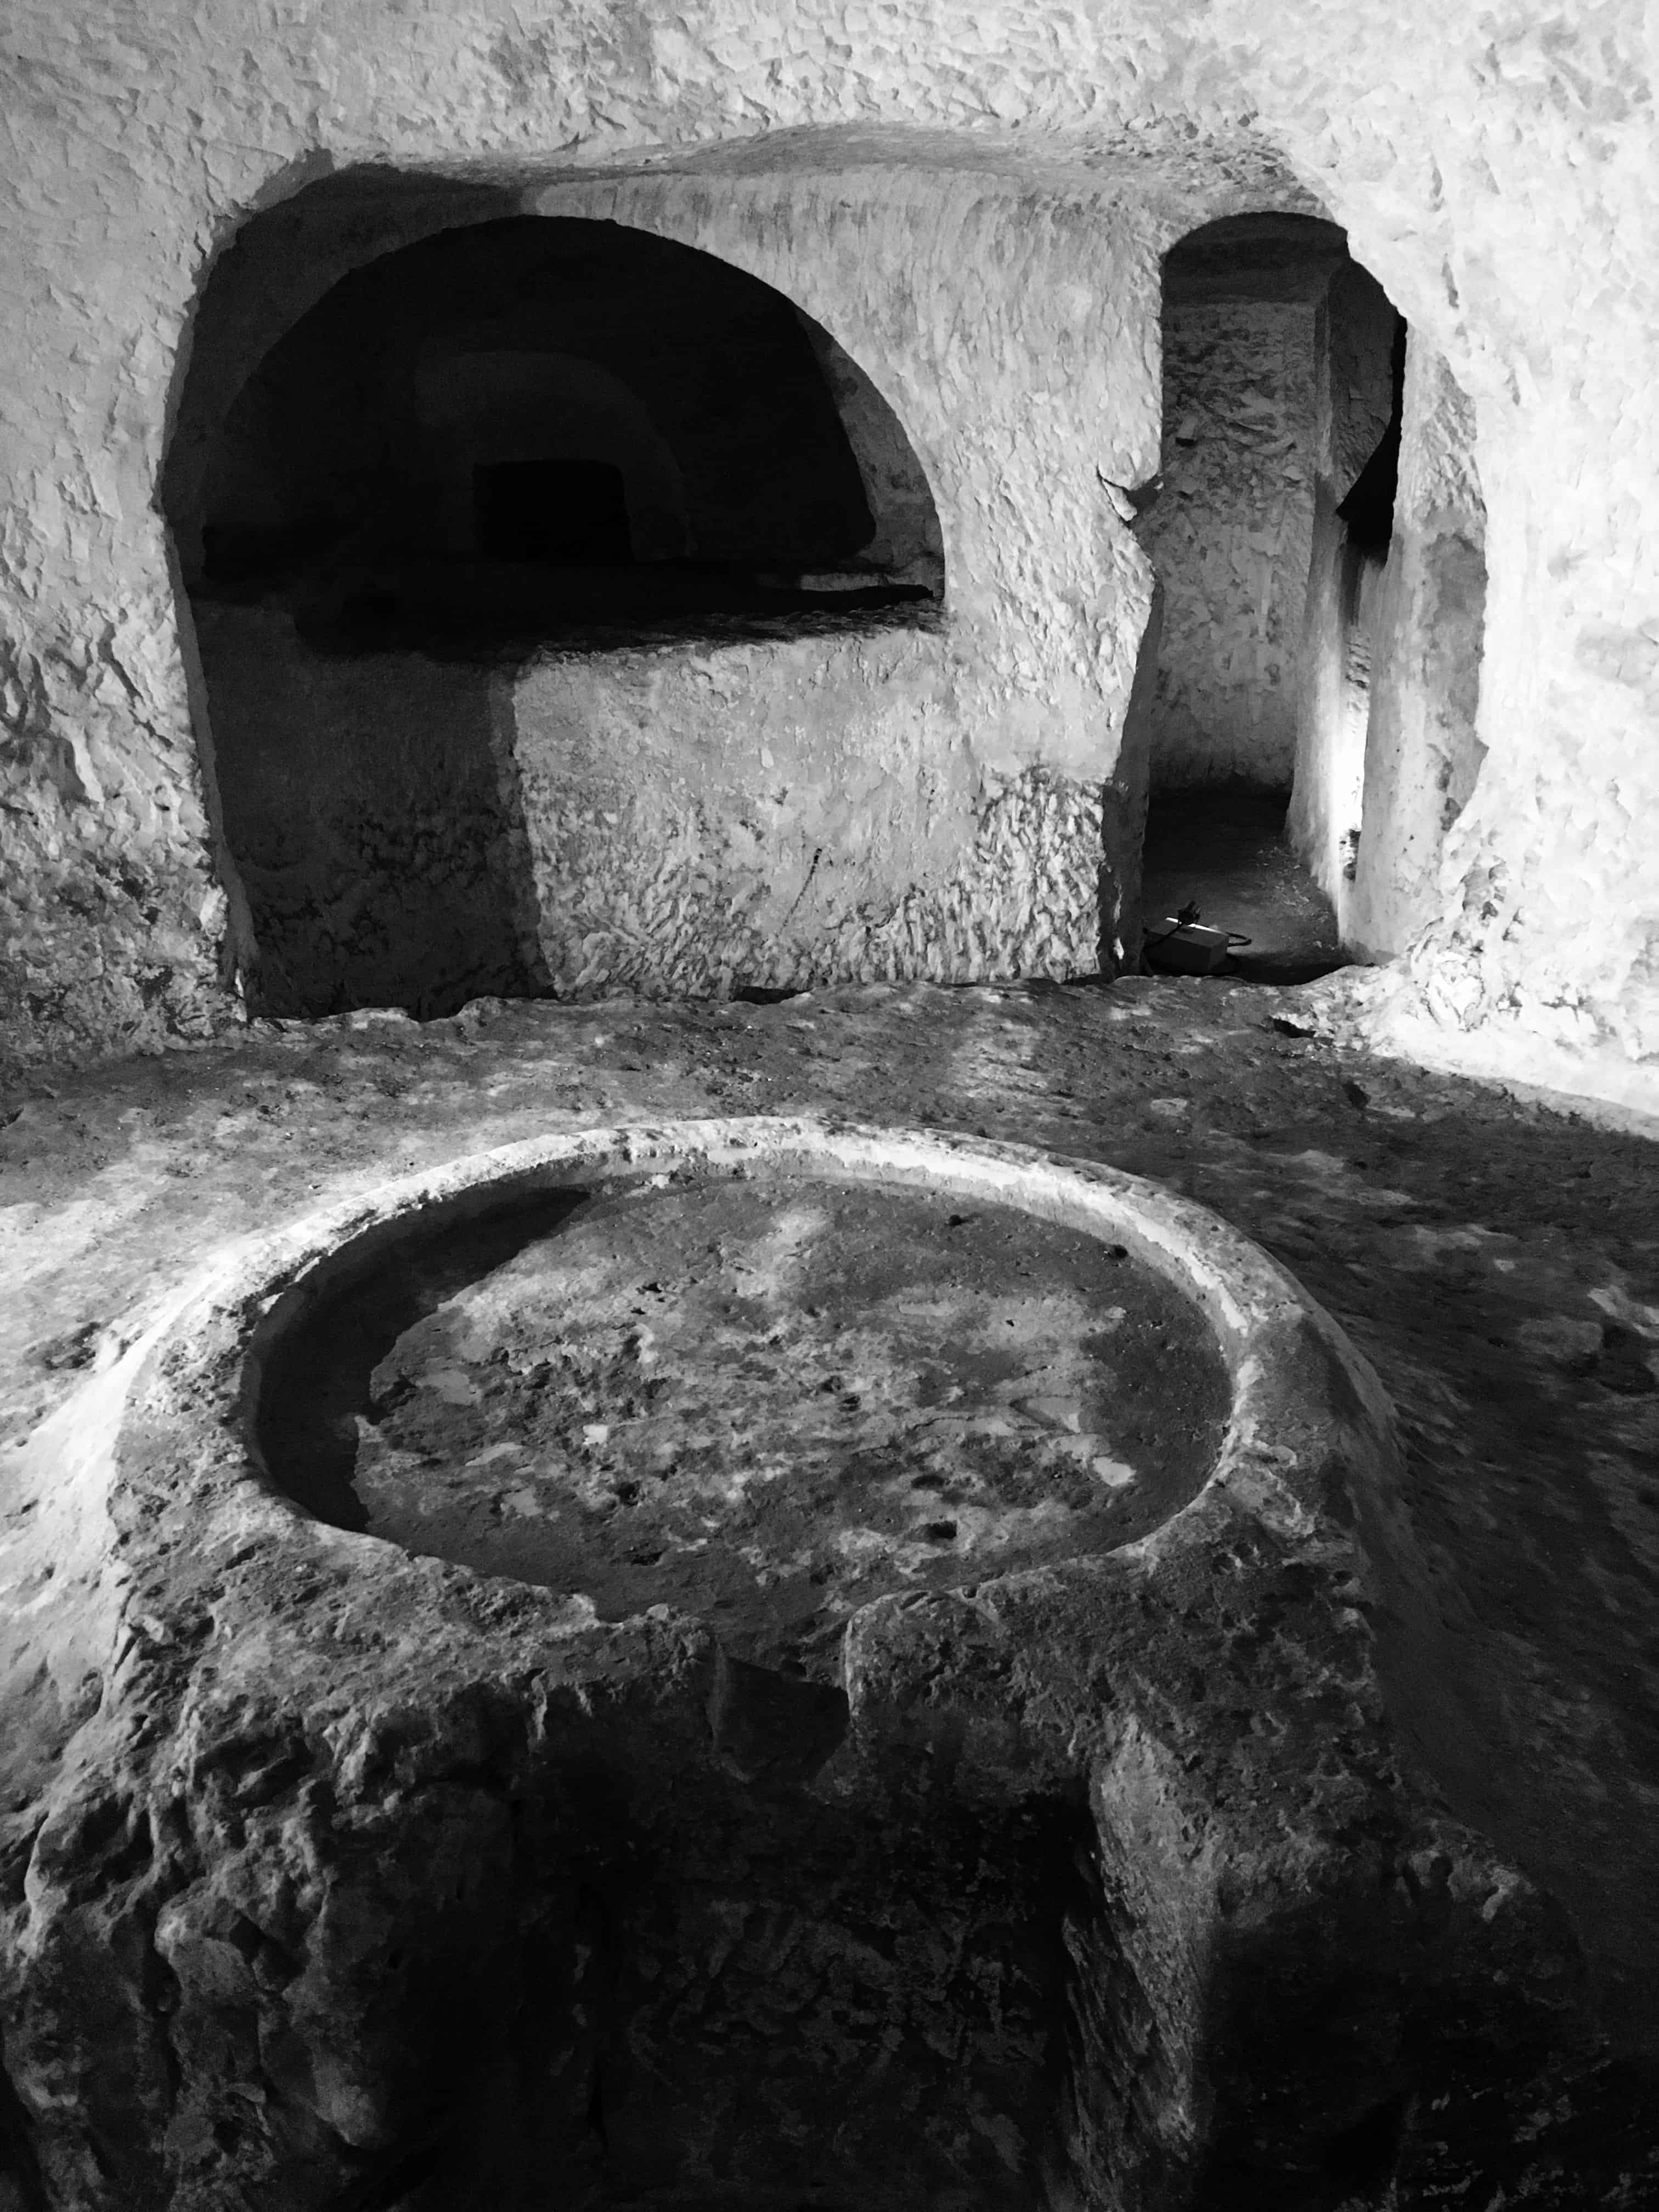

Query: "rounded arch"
(157, 173), (947, 1024)
(789, 308), (945, 595)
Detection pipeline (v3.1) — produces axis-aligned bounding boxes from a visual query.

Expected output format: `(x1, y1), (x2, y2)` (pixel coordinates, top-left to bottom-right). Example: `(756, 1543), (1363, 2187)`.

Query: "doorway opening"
(1137, 213), (1368, 982)
(1137, 211), (1486, 980)
(473, 455), (634, 566)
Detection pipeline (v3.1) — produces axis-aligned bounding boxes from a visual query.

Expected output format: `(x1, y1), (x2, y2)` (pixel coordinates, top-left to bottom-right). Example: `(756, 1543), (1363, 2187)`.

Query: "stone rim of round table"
(18, 1118), (1583, 2210)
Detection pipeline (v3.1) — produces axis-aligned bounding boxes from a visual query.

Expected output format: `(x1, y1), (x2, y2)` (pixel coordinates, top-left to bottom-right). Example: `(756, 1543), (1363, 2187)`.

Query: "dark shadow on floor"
(1141, 784), (1345, 985)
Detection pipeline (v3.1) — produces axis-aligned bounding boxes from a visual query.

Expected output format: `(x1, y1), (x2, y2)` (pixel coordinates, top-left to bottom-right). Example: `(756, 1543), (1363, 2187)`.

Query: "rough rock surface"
(4, 0), (1655, 1100)
(0, 1111), (1637, 2211)
(193, 598), (1116, 1012)
(512, 624), (1113, 997)
(3, 984), (1659, 2208)
(193, 605), (540, 1018)
(1286, 264), (1400, 909)
(1144, 298), (1318, 788)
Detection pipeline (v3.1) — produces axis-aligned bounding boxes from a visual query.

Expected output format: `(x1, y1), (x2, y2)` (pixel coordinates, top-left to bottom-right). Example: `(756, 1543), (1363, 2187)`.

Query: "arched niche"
(409, 346), (692, 565)
(159, 182), (946, 1020)
(169, 206), (945, 634)
(1142, 212), (1357, 796)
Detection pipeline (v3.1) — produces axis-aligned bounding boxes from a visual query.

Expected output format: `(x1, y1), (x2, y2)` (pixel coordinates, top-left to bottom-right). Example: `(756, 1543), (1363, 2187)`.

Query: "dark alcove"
(163, 183), (945, 1019)
(179, 211), (940, 647)
(474, 456), (634, 567)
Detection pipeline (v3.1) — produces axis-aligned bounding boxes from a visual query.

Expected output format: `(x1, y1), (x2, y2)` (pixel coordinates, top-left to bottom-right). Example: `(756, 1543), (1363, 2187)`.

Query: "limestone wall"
(192, 606), (540, 1019)
(2, 0), (1656, 1103)
(1143, 298), (1319, 788)
(1347, 348), (1488, 960)
(1287, 264), (1400, 908)
(511, 620), (1103, 996)
(191, 599), (1109, 1013)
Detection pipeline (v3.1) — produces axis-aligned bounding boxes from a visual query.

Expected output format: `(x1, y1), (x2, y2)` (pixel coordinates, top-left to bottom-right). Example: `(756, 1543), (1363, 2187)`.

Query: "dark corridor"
(1141, 787), (1342, 985)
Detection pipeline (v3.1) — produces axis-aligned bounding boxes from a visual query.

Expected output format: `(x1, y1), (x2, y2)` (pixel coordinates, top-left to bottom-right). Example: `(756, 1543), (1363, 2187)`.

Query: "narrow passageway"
(1136, 212), (1462, 985)
(1140, 785), (1342, 984)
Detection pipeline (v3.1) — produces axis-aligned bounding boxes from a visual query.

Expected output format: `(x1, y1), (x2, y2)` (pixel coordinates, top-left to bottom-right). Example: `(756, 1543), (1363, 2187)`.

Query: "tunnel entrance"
(1137, 214), (1363, 983)
(165, 187), (945, 1019)
(1137, 212), (1483, 979)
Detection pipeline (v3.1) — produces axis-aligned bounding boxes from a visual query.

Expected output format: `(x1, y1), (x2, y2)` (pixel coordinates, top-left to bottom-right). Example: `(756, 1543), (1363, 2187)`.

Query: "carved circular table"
(13, 1121), (1578, 2212)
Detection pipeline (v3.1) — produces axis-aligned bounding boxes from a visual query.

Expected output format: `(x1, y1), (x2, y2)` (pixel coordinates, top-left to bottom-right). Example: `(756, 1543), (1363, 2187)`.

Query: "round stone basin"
(58, 1117), (1506, 2212)
(255, 1156), (1230, 1666)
